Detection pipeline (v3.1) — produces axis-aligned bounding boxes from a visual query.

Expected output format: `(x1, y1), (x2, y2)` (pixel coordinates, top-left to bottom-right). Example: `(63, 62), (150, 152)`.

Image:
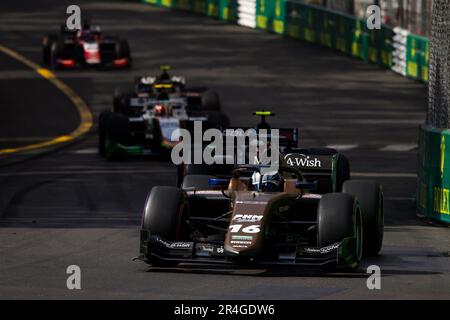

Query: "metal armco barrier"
(418, 125), (450, 224)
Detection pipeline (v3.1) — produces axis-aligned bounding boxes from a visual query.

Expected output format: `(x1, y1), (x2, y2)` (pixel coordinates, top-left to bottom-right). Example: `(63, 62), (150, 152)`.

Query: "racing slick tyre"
(141, 186), (186, 267)
(317, 193), (363, 272)
(343, 180), (384, 256)
(205, 111), (230, 130)
(201, 90), (221, 111)
(42, 34), (58, 65)
(49, 40), (65, 69)
(103, 112), (129, 160)
(333, 153), (350, 192)
(115, 39), (131, 66)
(113, 87), (133, 114)
(98, 110), (112, 157)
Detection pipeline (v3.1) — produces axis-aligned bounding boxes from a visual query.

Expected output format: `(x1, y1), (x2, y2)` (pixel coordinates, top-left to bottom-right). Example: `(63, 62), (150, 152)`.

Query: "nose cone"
(224, 192), (270, 257)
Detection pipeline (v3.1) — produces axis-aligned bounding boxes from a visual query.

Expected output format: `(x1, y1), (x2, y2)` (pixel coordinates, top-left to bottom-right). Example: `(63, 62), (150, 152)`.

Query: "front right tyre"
(317, 193), (363, 272)
(343, 180), (384, 256)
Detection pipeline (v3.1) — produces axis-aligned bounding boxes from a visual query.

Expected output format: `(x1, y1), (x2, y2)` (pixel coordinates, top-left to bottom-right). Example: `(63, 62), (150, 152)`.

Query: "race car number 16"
(229, 224), (260, 233)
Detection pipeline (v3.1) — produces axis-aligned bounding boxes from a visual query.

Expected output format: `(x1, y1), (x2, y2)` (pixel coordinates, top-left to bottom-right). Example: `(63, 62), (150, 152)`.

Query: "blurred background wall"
(299, 0), (433, 36)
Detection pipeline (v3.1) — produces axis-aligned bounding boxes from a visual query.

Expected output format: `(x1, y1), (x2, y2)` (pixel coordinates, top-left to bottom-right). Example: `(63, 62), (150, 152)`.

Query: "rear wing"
(281, 149), (349, 194)
(222, 127), (299, 148)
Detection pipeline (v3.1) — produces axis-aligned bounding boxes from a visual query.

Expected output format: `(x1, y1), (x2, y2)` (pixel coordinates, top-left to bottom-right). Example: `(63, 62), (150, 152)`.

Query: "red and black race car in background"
(42, 22), (131, 69)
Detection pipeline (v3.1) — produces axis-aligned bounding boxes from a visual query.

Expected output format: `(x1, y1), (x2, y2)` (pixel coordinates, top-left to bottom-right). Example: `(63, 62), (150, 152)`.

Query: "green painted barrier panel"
(143, 0), (162, 5)
(418, 125), (450, 224)
(218, 0), (237, 21)
(140, 0), (426, 80)
(379, 26), (394, 67)
(284, 1), (393, 66)
(142, 0), (236, 21)
(406, 34), (429, 82)
(175, 0), (194, 10)
(256, 0), (285, 34)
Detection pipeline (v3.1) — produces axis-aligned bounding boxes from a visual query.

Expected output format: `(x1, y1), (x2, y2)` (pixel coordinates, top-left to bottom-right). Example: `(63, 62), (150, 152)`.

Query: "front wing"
(140, 233), (359, 269)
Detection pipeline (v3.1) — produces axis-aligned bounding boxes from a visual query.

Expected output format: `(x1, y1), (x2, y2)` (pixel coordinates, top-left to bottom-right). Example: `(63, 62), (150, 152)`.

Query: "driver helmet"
(252, 170), (284, 192)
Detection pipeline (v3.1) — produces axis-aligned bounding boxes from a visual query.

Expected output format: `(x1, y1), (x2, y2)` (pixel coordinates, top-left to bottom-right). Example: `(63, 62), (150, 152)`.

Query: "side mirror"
(295, 180), (318, 191)
(208, 178), (229, 187)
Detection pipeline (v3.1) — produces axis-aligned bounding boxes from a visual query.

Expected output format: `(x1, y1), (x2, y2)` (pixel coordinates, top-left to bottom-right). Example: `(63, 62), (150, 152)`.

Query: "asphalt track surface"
(1, 0), (449, 299)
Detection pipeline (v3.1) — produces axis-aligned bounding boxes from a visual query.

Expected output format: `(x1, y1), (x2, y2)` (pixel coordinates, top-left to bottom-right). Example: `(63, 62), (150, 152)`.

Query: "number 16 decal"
(229, 224), (261, 233)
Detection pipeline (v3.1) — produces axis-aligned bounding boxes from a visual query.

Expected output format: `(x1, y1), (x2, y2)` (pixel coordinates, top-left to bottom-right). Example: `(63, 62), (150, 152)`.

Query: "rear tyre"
(333, 153), (350, 192)
(115, 39), (131, 67)
(113, 87), (132, 114)
(317, 193), (363, 272)
(103, 112), (129, 161)
(141, 186), (185, 267)
(201, 90), (221, 111)
(205, 111), (230, 130)
(343, 180), (383, 256)
(42, 34), (57, 65)
(98, 110), (111, 157)
(49, 40), (65, 69)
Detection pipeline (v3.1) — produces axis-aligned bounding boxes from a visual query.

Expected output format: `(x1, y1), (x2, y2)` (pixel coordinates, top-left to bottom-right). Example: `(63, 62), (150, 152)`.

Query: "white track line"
(380, 144), (418, 152)
(325, 144), (358, 151)
(71, 148), (98, 154)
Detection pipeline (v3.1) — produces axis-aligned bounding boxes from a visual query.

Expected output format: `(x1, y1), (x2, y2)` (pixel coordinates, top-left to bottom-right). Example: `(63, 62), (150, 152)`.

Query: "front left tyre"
(141, 186), (186, 267)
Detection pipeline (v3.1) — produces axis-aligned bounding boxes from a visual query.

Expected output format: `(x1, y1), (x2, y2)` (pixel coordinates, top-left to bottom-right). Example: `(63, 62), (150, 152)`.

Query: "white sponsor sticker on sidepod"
(159, 118), (180, 141)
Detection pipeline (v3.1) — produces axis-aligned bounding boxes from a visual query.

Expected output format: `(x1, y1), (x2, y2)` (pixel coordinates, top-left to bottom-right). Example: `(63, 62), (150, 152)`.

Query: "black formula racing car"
(42, 22), (131, 69)
(138, 112), (384, 272)
(98, 66), (229, 159)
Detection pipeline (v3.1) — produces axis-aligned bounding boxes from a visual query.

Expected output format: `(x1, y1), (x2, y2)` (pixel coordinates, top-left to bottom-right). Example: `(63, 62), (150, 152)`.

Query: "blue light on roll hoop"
(208, 178), (230, 186)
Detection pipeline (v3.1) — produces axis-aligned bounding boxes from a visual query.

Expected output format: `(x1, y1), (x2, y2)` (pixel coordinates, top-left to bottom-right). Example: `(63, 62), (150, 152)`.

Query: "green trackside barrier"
(141, 0), (237, 21)
(207, 0), (237, 20)
(219, 0), (237, 21)
(139, 0), (426, 80)
(406, 34), (429, 82)
(418, 125), (450, 224)
(256, 0), (285, 34)
(283, 1), (393, 67)
(142, 0), (161, 5)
